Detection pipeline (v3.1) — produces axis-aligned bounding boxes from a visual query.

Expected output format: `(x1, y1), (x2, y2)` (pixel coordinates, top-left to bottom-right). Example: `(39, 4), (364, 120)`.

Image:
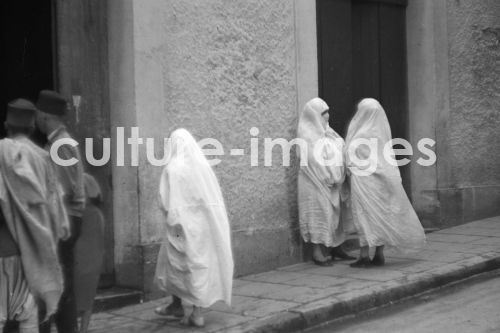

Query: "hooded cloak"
(297, 98), (353, 247)
(155, 129), (233, 307)
(345, 98), (426, 250)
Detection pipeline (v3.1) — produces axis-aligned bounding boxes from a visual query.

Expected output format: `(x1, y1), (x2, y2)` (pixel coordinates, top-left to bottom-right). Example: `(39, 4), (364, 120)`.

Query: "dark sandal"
(331, 247), (356, 260)
(313, 257), (334, 266)
(371, 255), (385, 266)
(349, 257), (372, 268)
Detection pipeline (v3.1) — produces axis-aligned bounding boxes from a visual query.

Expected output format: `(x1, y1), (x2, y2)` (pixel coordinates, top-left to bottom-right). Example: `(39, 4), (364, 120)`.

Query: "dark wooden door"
(316, 0), (354, 136)
(351, 0), (408, 142)
(317, 0), (411, 193)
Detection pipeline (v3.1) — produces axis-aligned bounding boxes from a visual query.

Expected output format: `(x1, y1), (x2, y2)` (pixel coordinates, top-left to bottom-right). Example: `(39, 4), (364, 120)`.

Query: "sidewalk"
(88, 216), (500, 333)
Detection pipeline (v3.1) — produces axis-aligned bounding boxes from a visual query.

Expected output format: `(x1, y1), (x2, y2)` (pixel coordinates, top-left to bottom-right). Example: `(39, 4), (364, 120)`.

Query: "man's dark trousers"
(40, 216), (82, 333)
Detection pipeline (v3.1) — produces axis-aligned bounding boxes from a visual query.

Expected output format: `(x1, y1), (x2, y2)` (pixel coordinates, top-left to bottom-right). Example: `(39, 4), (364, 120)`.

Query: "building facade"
(1, 0), (498, 298)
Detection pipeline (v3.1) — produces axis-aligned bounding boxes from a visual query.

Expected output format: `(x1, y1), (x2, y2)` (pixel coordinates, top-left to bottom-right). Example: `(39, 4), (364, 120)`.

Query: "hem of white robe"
(301, 234), (345, 248)
(156, 278), (231, 308)
(359, 236), (426, 253)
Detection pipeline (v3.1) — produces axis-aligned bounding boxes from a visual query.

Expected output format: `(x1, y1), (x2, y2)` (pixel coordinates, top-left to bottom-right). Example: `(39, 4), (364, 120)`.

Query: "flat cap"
(6, 98), (37, 128)
(36, 90), (67, 116)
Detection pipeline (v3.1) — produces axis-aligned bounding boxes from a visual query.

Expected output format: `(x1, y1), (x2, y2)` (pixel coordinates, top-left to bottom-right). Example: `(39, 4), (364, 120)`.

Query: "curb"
(234, 255), (500, 333)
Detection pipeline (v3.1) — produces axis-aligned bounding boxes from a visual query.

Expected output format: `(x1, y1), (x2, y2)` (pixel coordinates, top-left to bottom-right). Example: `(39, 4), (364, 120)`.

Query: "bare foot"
(180, 309), (205, 327)
(154, 303), (184, 318)
(191, 307), (205, 327)
(180, 313), (190, 325)
(312, 243), (332, 262)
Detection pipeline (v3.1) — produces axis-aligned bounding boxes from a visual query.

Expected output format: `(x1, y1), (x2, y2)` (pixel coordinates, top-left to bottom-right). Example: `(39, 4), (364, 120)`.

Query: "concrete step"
(93, 287), (143, 313)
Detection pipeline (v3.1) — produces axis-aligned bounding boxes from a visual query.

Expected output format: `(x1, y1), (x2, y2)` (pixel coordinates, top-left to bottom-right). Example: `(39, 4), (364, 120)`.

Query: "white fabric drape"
(0, 137), (66, 320)
(155, 129), (233, 308)
(345, 98), (426, 251)
(297, 98), (353, 247)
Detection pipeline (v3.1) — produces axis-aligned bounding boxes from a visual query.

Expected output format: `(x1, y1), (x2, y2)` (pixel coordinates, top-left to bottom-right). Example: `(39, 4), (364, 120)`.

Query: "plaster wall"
(407, 0), (500, 228)
(446, 0), (500, 189)
(108, 0), (318, 295)
(438, 0), (500, 226)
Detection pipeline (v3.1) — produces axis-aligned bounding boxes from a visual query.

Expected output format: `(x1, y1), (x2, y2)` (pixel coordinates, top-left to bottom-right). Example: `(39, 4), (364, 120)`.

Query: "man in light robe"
(0, 99), (69, 333)
(36, 90), (85, 333)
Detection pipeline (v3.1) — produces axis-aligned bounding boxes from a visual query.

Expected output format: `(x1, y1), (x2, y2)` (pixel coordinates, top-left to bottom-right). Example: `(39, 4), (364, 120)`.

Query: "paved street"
(310, 271), (500, 333)
(87, 216), (500, 332)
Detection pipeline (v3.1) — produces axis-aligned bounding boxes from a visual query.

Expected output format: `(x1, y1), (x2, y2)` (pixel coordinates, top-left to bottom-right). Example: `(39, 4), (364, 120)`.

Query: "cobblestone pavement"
(87, 216), (500, 333)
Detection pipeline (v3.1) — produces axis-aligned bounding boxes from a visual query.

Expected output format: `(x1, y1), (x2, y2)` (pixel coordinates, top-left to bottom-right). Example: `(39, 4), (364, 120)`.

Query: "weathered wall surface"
(108, 0), (143, 288)
(407, 0), (443, 227)
(446, 0), (500, 186)
(131, 0), (302, 295)
(56, 0), (115, 281)
(407, 0), (500, 228)
(437, 0), (500, 225)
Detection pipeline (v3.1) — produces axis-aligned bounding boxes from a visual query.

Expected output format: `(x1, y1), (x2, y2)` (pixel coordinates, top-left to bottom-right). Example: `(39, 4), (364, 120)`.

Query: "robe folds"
(0, 136), (69, 319)
(345, 98), (426, 251)
(155, 129), (233, 308)
(297, 98), (354, 247)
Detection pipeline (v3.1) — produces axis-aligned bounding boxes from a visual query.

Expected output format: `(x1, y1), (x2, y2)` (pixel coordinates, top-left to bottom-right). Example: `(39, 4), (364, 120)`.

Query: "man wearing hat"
(36, 90), (85, 333)
(0, 99), (69, 333)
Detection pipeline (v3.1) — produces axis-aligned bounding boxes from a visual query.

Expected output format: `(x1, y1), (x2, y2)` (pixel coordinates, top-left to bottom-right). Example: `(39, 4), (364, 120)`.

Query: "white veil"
(345, 99), (425, 251)
(156, 128), (233, 307)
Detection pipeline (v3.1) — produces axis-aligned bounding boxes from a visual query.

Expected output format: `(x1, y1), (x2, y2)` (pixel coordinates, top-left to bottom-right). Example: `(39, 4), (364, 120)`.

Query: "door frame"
(52, 0), (115, 286)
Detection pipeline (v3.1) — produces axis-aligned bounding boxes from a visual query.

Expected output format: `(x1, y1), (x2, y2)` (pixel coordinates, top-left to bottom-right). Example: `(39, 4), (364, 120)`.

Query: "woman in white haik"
(154, 128), (234, 327)
(297, 98), (355, 266)
(345, 98), (426, 268)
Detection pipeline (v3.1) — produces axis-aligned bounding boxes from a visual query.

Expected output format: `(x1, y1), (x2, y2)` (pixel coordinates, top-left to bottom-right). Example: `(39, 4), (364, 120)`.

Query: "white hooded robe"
(155, 129), (233, 307)
(345, 98), (426, 251)
(297, 98), (353, 247)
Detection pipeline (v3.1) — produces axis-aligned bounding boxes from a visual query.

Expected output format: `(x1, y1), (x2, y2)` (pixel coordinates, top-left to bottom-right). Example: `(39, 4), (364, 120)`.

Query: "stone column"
(108, 0), (142, 288)
(406, 0), (450, 228)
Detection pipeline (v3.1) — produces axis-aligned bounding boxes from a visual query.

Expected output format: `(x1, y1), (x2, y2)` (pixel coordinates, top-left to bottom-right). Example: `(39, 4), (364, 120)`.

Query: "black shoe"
(371, 255), (385, 266)
(331, 247), (356, 261)
(349, 257), (372, 268)
(312, 257), (334, 266)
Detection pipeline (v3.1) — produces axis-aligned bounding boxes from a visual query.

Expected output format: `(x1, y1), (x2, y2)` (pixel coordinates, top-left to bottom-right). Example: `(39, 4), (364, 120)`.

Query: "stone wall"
(440, 0), (500, 225)
(407, 0), (500, 228)
(123, 0), (313, 296)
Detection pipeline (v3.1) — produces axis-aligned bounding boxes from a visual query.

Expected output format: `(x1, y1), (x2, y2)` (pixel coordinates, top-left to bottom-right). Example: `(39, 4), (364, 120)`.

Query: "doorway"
(1, 0), (115, 286)
(1, 0), (54, 139)
(317, 0), (410, 192)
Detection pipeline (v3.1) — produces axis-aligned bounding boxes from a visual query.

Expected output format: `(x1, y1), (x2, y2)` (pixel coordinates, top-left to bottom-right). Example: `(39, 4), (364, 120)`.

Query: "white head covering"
(297, 98), (345, 188)
(298, 97), (330, 141)
(296, 98), (353, 247)
(345, 98), (425, 251)
(345, 98), (400, 178)
(155, 128), (233, 307)
(158, 128), (226, 211)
